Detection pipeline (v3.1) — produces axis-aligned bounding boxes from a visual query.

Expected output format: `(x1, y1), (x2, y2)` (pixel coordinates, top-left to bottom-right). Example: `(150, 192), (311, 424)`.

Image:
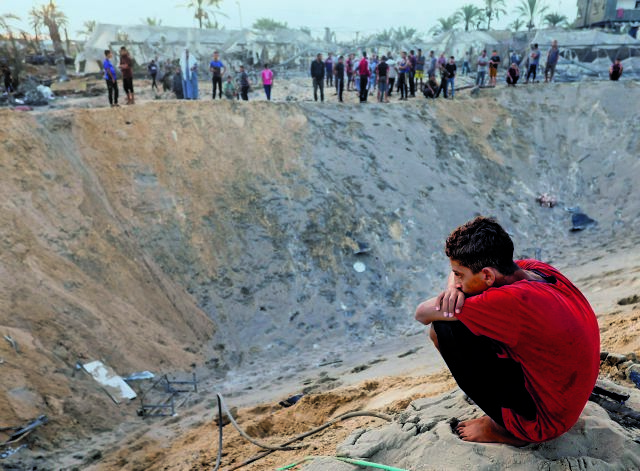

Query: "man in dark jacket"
(172, 66), (184, 99)
(335, 56), (345, 102)
(310, 53), (325, 102)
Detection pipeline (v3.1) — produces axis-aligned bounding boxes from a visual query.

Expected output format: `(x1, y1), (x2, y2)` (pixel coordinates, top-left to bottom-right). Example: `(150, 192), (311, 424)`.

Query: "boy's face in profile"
(450, 260), (489, 296)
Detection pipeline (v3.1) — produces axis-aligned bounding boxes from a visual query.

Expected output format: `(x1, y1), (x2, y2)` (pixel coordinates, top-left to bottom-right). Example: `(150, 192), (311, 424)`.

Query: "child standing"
(103, 50), (119, 107)
(261, 64), (274, 101)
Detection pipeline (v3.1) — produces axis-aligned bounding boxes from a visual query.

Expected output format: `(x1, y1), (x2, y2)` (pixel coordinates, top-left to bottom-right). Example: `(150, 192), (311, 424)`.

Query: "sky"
(5, 0), (578, 41)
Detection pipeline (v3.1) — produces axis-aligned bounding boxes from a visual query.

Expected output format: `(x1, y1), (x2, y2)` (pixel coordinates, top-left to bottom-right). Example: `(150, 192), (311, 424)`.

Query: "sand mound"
(303, 390), (640, 471)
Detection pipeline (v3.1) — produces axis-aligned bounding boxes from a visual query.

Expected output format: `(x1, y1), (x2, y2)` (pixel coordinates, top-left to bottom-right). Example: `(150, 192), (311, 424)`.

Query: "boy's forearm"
(415, 297), (458, 325)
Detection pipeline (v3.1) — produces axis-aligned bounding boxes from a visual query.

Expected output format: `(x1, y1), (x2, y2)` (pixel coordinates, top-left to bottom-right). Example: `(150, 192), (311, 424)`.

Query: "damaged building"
(576, 0), (640, 30)
(74, 23), (330, 75)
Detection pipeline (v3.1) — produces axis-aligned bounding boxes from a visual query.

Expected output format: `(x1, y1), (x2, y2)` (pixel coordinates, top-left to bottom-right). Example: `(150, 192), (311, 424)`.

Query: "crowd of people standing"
(98, 39), (627, 108)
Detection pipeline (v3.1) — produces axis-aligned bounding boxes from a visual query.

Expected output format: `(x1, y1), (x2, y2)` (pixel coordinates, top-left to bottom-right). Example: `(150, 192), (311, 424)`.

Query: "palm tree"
(543, 12), (568, 28)
(375, 28), (394, 42)
(0, 12), (19, 34)
(394, 26), (418, 41)
(77, 20), (96, 40)
(252, 18), (288, 31)
(458, 4), (483, 32)
(143, 17), (163, 26)
(430, 14), (461, 36)
(484, 0), (507, 30)
(516, 0), (549, 31)
(180, 0), (224, 29)
(0, 13), (23, 82)
(28, 8), (44, 52)
(30, 1), (69, 80)
(509, 18), (525, 32)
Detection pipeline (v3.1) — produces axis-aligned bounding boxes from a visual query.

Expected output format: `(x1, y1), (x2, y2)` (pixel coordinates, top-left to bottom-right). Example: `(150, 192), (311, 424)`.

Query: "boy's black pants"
(432, 321), (537, 427)
(106, 79), (118, 105)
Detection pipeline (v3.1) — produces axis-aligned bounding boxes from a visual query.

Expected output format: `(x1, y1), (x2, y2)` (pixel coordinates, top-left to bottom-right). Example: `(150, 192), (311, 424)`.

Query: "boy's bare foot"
(456, 415), (529, 446)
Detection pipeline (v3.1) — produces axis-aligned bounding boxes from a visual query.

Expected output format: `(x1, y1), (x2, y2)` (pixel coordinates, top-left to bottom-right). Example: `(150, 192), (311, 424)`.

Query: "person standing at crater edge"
(261, 63), (274, 101)
(335, 55), (345, 103)
(325, 53), (334, 88)
(180, 48), (199, 100)
(545, 40), (560, 83)
(415, 216), (599, 445)
(119, 46), (135, 104)
(103, 49), (119, 107)
(310, 53), (325, 102)
(209, 50), (225, 99)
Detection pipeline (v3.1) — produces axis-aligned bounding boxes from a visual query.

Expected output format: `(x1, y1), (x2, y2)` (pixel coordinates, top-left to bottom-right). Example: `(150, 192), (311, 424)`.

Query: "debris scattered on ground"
(18, 77), (51, 106)
(279, 394), (304, 408)
(137, 373), (198, 417)
(0, 444), (27, 460)
(3, 335), (19, 353)
(618, 295), (640, 306)
(353, 241), (372, 256)
(536, 193), (557, 208)
(82, 360), (137, 403)
(353, 262), (366, 273)
(0, 415), (48, 446)
(123, 371), (155, 382)
(571, 212), (597, 231)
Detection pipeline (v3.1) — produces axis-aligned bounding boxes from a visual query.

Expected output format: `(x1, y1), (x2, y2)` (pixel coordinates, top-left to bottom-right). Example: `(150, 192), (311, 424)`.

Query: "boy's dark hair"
(445, 217), (518, 275)
(104, 50), (111, 57)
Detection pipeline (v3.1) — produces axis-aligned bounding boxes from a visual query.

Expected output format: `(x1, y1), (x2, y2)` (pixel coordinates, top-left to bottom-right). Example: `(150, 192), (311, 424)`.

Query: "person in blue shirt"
(209, 50), (225, 100)
(525, 44), (541, 84)
(103, 49), (119, 107)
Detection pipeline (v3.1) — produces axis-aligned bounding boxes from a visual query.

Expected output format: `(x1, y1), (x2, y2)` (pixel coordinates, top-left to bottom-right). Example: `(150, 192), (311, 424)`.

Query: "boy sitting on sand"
(415, 217), (599, 445)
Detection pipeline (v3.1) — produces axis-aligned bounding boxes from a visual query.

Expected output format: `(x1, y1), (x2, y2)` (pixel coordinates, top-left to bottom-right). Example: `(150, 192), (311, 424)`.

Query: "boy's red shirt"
(456, 259), (600, 442)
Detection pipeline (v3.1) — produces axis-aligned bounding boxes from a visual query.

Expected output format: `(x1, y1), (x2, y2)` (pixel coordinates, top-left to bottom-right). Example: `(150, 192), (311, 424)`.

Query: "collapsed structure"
(74, 23), (330, 75)
(576, 0), (640, 29)
(74, 23), (640, 83)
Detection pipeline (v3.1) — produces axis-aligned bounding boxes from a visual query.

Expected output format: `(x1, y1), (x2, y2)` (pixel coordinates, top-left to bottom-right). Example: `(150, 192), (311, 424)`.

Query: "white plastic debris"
(82, 360), (137, 403)
(353, 262), (366, 273)
(37, 85), (55, 100)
